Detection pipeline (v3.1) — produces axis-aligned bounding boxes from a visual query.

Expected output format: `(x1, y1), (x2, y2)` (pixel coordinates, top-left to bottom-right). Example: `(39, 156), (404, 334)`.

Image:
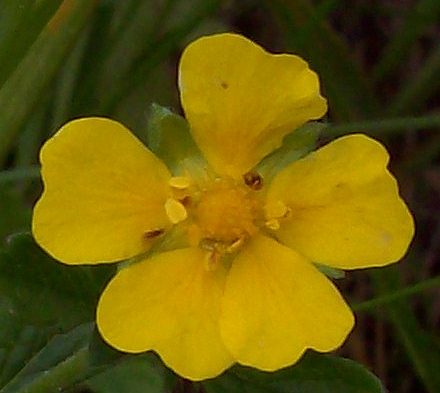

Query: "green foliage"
(0, 233), (111, 391)
(0, 233), (113, 329)
(256, 121), (326, 182)
(203, 352), (384, 393)
(0, 0), (98, 164)
(0, 234), (175, 393)
(146, 103), (211, 181)
(146, 103), (206, 172)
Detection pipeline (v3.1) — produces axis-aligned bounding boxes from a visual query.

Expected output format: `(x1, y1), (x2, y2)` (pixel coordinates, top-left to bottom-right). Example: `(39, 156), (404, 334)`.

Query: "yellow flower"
(32, 33), (414, 381)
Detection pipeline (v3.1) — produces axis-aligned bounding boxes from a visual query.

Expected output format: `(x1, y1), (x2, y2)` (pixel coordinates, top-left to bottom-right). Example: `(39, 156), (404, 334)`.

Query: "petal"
(267, 134), (415, 269)
(32, 118), (172, 264)
(179, 33), (327, 178)
(97, 247), (234, 381)
(220, 235), (354, 371)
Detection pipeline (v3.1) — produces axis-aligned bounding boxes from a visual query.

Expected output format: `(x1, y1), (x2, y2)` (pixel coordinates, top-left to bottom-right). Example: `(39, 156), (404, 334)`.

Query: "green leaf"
(203, 352), (385, 393)
(146, 103), (208, 175)
(256, 121), (325, 182)
(85, 352), (176, 393)
(85, 328), (176, 393)
(0, 323), (93, 393)
(371, 266), (440, 393)
(0, 0), (64, 87)
(0, 324), (54, 389)
(0, 185), (31, 241)
(0, 320), (175, 393)
(100, 0), (224, 114)
(0, 232), (114, 330)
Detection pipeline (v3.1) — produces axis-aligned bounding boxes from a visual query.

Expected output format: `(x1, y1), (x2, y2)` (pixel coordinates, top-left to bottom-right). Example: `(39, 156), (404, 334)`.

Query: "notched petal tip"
(220, 235), (355, 371)
(267, 134), (415, 269)
(96, 248), (234, 380)
(179, 33), (327, 178)
(32, 117), (171, 264)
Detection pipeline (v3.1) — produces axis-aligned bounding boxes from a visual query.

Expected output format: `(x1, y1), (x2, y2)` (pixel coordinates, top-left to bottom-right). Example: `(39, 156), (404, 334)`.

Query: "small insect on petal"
(144, 229), (165, 239)
(243, 171), (263, 190)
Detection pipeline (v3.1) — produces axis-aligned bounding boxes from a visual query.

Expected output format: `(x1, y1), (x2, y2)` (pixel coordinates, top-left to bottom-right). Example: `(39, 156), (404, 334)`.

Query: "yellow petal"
(97, 248), (234, 381)
(267, 134), (415, 269)
(179, 33), (327, 178)
(32, 117), (171, 264)
(220, 235), (354, 371)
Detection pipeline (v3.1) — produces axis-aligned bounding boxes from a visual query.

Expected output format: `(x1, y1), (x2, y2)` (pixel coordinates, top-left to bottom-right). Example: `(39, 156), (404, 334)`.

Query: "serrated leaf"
(256, 121), (326, 182)
(0, 233), (114, 330)
(0, 323), (93, 393)
(203, 352), (384, 393)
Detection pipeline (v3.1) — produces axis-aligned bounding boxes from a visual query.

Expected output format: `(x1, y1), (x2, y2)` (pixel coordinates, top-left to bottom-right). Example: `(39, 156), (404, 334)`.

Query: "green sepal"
(203, 351), (385, 393)
(146, 103), (208, 175)
(256, 121), (327, 182)
(315, 263), (346, 279)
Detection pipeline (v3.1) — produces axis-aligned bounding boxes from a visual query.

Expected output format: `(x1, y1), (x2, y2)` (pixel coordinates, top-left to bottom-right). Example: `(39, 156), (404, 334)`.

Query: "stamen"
(265, 218), (280, 230)
(204, 251), (221, 271)
(169, 176), (191, 189)
(243, 172), (263, 190)
(199, 238), (217, 252)
(165, 198), (187, 224)
(225, 237), (244, 253)
(265, 200), (288, 219)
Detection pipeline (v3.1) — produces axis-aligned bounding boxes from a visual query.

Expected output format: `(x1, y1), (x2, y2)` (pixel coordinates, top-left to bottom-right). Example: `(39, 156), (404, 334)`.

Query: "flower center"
(164, 174), (287, 270)
(195, 180), (260, 244)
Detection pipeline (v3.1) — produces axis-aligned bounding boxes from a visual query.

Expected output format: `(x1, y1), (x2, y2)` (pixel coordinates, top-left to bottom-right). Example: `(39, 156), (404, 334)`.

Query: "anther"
(243, 172), (263, 190)
(265, 200), (288, 219)
(165, 198), (187, 224)
(143, 228), (165, 239)
(225, 237), (244, 253)
(199, 238), (217, 252)
(265, 219), (280, 231)
(169, 176), (191, 189)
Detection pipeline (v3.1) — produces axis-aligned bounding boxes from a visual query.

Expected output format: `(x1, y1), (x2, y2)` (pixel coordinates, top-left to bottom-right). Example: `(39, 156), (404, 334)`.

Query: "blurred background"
(0, 0), (439, 392)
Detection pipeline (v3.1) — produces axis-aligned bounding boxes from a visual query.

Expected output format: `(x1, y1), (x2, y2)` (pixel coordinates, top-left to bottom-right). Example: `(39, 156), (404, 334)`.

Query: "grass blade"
(0, 0), (99, 165)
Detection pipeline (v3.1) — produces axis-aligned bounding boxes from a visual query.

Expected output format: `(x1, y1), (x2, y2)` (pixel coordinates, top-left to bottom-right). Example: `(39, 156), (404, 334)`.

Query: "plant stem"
(352, 275), (440, 312)
(326, 114), (440, 137)
(0, 166), (40, 183)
